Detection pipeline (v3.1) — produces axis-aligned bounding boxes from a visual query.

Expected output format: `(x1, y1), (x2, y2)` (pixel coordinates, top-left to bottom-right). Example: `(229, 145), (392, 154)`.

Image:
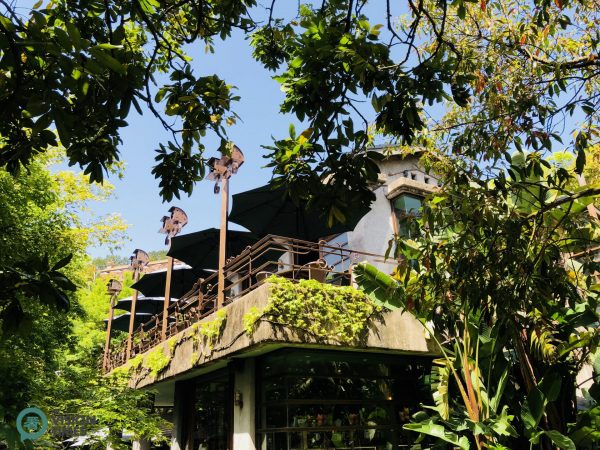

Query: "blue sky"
(83, 2), (406, 259)
(90, 28), (293, 258)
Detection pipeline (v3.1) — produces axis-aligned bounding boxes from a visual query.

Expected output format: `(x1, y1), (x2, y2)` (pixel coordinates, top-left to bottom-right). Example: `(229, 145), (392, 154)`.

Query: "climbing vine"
(190, 309), (228, 365)
(143, 346), (172, 379)
(244, 277), (381, 345)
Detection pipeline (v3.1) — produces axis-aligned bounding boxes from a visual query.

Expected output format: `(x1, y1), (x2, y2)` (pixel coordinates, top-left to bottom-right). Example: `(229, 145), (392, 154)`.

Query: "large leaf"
(404, 418), (471, 449)
(353, 262), (405, 310)
(544, 430), (576, 450)
(431, 359), (451, 420)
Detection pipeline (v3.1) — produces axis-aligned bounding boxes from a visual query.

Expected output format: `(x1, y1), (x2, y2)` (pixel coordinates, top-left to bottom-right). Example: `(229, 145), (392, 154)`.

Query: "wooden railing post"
(217, 177), (229, 309)
(161, 256), (174, 340)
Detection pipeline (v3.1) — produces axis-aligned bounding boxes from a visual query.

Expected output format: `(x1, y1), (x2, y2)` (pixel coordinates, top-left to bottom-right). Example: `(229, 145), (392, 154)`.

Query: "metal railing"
(104, 235), (389, 372)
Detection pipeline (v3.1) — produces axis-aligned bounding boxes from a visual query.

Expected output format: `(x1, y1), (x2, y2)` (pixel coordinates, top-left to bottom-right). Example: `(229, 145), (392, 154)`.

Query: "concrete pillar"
(233, 359), (256, 450)
(171, 379), (195, 450)
(132, 439), (151, 450)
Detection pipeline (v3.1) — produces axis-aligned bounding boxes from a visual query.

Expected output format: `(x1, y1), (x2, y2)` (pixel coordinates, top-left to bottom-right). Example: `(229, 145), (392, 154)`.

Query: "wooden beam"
(217, 177), (229, 309)
(126, 268), (142, 361)
(161, 256), (174, 340)
(102, 295), (116, 372)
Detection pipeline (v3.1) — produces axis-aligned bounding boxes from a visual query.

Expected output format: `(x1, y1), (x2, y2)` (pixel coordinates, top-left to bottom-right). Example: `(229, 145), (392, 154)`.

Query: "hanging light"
(130, 249), (149, 271)
(207, 145), (245, 194)
(159, 206), (189, 245)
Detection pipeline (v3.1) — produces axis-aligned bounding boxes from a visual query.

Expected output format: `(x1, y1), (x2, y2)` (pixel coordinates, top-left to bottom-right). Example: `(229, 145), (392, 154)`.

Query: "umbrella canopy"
(105, 313), (175, 333)
(229, 184), (370, 240)
(166, 228), (257, 269)
(116, 296), (176, 315)
(105, 312), (153, 333)
(131, 267), (211, 298)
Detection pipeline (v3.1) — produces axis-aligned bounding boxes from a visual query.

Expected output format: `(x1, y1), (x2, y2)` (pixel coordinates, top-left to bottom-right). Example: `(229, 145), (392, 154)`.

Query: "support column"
(233, 359), (256, 450)
(171, 379), (195, 450)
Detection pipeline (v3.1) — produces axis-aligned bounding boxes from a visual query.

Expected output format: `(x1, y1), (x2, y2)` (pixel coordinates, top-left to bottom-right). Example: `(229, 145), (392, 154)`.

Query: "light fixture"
(159, 206), (188, 245)
(234, 390), (243, 408)
(106, 279), (122, 297)
(207, 144), (245, 194)
(130, 249), (149, 271)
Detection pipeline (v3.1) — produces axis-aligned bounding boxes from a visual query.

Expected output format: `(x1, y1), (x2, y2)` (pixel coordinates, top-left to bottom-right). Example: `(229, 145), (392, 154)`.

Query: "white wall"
(347, 155), (437, 272)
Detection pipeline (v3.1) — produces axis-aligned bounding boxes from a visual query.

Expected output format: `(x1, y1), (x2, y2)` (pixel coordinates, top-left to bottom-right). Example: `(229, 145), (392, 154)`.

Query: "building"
(107, 152), (440, 450)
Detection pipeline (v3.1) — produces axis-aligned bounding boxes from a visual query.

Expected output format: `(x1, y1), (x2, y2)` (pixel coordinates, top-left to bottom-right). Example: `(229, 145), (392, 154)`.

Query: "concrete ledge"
(126, 283), (437, 388)
(386, 177), (437, 199)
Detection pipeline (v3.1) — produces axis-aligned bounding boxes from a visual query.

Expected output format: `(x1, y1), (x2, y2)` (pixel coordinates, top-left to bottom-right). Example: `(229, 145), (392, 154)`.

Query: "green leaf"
(52, 253), (73, 271)
(575, 147), (586, 175)
(353, 263), (406, 310)
(522, 387), (546, 431)
(89, 47), (126, 74)
(404, 419), (470, 449)
(544, 430), (576, 450)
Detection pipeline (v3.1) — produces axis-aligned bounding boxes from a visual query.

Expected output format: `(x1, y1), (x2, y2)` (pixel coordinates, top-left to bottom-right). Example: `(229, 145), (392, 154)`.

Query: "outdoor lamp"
(159, 206), (189, 245)
(207, 144), (245, 193)
(130, 249), (149, 271)
(234, 390), (243, 408)
(106, 279), (122, 297)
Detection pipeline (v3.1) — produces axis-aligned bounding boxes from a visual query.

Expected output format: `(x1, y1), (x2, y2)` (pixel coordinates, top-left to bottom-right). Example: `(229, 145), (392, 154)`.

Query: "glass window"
(258, 350), (433, 450)
(392, 195), (422, 239)
(189, 371), (231, 450)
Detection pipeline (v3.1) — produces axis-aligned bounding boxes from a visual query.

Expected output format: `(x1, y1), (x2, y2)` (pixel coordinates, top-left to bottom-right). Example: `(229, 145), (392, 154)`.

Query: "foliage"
(0, 0), (596, 221)
(355, 151), (599, 449)
(190, 308), (227, 364)
(0, 152), (165, 449)
(243, 276), (381, 344)
(143, 345), (172, 379)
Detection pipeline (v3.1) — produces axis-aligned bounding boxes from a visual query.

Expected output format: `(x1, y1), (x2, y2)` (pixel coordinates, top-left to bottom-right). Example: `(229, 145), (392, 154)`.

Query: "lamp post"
(159, 207), (188, 340)
(207, 145), (245, 308)
(103, 278), (122, 372)
(126, 248), (149, 360)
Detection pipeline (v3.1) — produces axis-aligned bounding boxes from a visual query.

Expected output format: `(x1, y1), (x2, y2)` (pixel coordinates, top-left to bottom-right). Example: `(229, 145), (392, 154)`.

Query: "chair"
(306, 259), (331, 282)
(256, 271), (273, 283)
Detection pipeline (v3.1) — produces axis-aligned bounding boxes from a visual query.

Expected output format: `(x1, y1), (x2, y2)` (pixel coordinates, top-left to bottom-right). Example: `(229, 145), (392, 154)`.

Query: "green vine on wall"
(189, 309), (228, 365)
(111, 310), (228, 382)
(243, 276), (382, 345)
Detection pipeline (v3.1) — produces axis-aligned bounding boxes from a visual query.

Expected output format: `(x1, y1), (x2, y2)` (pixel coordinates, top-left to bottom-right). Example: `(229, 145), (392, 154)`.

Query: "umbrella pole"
(126, 268), (142, 361)
(161, 256), (174, 340)
(217, 177), (229, 308)
(102, 293), (117, 372)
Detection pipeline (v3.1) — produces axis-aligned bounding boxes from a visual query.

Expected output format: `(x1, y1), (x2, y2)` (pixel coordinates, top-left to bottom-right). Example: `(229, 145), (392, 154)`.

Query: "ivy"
(189, 309), (228, 365)
(143, 346), (172, 379)
(243, 276), (381, 345)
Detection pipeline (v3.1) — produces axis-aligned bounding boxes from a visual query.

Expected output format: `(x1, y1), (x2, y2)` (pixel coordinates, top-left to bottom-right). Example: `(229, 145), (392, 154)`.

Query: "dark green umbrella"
(105, 313), (175, 333)
(105, 312), (153, 333)
(228, 184), (370, 240)
(116, 296), (176, 315)
(131, 267), (211, 298)
(166, 228), (257, 269)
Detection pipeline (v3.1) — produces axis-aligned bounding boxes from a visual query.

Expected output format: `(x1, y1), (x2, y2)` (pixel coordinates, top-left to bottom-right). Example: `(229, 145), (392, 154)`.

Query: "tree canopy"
(0, 0), (597, 217)
(355, 149), (599, 448)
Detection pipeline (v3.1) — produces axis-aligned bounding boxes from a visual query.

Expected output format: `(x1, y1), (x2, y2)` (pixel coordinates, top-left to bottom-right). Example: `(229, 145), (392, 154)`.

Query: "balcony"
(104, 235), (434, 379)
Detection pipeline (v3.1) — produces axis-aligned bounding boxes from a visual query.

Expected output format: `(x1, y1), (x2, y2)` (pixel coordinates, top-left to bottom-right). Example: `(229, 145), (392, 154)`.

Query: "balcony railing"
(104, 235), (389, 372)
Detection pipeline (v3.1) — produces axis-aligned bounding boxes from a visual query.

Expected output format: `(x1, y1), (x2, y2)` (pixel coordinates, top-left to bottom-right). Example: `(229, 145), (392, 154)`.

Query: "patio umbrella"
(228, 184), (370, 241)
(105, 312), (154, 333)
(166, 228), (257, 269)
(131, 267), (211, 298)
(115, 296), (176, 315)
